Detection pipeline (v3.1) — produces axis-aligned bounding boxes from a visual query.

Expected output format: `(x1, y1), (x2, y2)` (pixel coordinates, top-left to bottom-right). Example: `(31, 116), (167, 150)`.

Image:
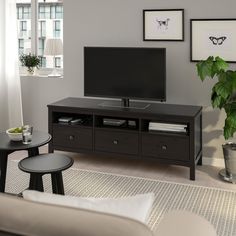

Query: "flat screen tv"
(84, 47), (166, 108)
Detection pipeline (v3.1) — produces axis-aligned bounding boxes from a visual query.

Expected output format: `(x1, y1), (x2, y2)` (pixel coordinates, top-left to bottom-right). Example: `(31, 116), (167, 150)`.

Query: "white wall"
(20, 0), (236, 163)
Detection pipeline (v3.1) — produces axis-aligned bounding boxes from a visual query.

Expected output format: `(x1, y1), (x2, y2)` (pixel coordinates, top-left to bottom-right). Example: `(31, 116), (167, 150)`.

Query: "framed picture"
(143, 9), (184, 41)
(190, 19), (236, 62)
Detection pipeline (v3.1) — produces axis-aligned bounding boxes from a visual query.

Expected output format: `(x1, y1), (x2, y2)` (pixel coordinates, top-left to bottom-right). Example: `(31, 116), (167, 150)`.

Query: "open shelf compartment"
(52, 112), (93, 127)
(94, 115), (139, 131)
(141, 119), (189, 135)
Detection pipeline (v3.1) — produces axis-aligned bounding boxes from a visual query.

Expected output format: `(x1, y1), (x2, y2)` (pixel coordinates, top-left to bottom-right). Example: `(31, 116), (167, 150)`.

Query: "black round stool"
(18, 153), (74, 195)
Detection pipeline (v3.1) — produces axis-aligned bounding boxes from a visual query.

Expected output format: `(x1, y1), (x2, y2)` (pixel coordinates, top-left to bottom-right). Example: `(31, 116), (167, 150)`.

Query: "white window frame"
(20, 0), (63, 76)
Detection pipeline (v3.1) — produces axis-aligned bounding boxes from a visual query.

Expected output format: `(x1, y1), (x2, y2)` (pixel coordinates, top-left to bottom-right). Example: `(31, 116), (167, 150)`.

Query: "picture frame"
(190, 19), (236, 62)
(143, 9), (184, 41)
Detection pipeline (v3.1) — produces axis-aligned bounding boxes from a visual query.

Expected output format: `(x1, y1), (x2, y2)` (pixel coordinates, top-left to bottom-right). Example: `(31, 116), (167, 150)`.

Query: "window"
(18, 39), (24, 54)
(53, 20), (61, 38)
(17, 5), (31, 19)
(23, 6), (31, 19)
(18, 7), (22, 19)
(55, 57), (61, 68)
(39, 5), (50, 19)
(55, 5), (63, 19)
(40, 57), (46, 68)
(16, 0), (63, 74)
(51, 5), (63, 19)
(38, 38), (45, 56)
(20, 21), (27, 32)
(38, 21), (46, 38)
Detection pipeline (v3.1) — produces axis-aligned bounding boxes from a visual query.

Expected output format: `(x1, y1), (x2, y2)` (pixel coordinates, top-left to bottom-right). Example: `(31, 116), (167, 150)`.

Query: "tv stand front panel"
(48, 97), (202, 180)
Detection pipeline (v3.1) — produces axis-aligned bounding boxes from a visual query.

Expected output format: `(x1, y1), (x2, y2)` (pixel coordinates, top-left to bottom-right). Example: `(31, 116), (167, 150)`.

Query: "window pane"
(18, 39), (24, 54)
(38, 21), (46, 38)
(38, 38), (45, 56)
(16, 0), (31, 59)
(23, 6), (31, 19)
(55, 5), (63, 19)
(50, 6), (55, 19)
(39, 6), (45, 19)
(55, 57), (61, 68)
(38, 0), (63, 69)
(40, 57), (47, 68)
(53, 20), (61, 38)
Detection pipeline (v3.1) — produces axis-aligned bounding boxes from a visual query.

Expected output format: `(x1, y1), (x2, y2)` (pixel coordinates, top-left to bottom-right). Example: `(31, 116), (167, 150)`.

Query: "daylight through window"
(16, 0), (63, 72)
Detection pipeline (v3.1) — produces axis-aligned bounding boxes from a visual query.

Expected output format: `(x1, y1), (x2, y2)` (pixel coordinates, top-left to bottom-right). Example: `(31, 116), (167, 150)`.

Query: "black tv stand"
(48, 97), (202, 180)
(99, 99), (150, 110)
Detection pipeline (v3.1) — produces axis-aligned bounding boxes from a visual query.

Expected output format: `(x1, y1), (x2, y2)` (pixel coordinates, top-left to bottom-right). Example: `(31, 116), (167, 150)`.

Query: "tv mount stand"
(122, 98), (130, 107)
(99, 98), (150, 110)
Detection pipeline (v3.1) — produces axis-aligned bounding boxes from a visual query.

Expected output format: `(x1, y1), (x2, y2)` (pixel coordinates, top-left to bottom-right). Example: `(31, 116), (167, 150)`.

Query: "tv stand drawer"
(142, 133), (189, 161)
(95, 130), (139, 155)
(53, 125), (92, 150)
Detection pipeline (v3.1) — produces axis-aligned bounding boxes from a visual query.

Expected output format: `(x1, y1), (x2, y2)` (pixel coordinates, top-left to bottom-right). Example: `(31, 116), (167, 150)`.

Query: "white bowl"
(6, 128), (23, 141)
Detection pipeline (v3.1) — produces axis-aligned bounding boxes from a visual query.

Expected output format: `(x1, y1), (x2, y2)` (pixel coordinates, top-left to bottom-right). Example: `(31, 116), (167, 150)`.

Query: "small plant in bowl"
(6, 126), (24, 141)
(19, 53), (41, 75)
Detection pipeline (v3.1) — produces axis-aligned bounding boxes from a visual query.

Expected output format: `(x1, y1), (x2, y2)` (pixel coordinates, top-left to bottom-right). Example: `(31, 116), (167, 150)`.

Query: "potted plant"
(196, 56), (236, 181)
(19, 53), (41, 75)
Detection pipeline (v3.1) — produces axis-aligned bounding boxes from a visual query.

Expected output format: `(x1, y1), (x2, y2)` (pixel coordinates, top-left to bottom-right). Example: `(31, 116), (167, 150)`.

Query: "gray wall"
(21, 0), (236, 162)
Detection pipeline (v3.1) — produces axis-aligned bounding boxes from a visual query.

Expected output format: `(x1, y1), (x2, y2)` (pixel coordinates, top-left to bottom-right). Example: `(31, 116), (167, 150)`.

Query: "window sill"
(20, 74), (63, 79)
(20, 68), (63, 78)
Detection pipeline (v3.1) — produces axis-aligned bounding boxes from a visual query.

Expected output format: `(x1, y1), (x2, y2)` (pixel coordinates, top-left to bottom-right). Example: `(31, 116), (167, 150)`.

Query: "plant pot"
(222, 143), (236, 178)
(27, 67), (36, 76)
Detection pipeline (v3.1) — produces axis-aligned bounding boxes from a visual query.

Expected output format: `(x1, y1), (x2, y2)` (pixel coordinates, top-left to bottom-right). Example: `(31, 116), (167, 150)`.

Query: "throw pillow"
(23, 190), (154, 224)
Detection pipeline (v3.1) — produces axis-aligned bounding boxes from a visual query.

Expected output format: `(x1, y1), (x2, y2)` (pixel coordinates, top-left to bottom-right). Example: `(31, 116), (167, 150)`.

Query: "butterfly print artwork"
(156, 18), (170, 30)
(209, 36), (227, 45)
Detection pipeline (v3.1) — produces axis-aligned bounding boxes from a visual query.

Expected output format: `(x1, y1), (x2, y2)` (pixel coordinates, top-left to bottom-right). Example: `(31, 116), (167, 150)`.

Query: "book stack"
(148, 122), (187, 133)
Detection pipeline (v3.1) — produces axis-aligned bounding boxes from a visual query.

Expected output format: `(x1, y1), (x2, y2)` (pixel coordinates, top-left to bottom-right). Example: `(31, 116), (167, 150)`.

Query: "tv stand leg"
(190, 166), (195, 181)
(197, 154), (202, 166)
(197, 158), (202, 166)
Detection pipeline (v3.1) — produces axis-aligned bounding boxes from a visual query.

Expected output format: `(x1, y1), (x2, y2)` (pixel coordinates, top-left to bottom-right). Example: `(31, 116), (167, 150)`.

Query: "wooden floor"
(9, 145), (236, 191)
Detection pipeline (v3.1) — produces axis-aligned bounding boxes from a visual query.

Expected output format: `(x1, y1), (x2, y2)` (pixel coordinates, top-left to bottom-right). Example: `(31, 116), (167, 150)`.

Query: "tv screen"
(84, 47), (166, 102)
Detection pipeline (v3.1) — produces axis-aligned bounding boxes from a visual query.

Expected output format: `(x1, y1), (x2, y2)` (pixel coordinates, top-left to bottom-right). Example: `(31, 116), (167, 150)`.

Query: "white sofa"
(0, 194), (217, 236)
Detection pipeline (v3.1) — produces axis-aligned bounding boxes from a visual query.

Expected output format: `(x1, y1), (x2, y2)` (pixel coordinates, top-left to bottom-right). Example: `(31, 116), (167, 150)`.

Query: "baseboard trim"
(203, 157), (224, 167)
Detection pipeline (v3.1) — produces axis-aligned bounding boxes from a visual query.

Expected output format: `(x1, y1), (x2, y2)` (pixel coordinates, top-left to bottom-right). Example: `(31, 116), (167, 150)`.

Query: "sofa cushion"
(23, 190), (155, 223)
(154, 210), (217, 236)
(0, 193), (153, 236)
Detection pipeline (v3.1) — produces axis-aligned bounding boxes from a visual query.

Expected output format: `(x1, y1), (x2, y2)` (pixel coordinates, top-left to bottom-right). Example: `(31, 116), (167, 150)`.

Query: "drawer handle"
(113, 140), (119, 145)
(161, 145), (167, 150)
(69, 135), (75, 140)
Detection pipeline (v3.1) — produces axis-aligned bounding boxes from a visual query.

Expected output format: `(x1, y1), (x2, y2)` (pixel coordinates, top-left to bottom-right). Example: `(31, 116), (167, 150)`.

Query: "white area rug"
(6, 159), (236, 236)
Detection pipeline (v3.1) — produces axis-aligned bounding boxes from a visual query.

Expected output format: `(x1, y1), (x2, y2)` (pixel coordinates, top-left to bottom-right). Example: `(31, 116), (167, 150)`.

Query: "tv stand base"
(98, 100), (150, 109)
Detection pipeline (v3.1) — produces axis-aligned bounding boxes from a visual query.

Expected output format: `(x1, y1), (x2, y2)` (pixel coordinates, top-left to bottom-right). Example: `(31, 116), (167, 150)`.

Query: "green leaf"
(227, 71), (236, 91)
(214, 56), (229, 72)
(196, 56), (214, 81)
(224, 116), (236, 139)
(211, 90), (223, 108)
(196, 56), (228, 81)
(218, 72), (227, 82)
(227, 113), (236, 128)
(224, 123), (233, 140)
(223, 103), (236, 139)
(210, 57), (228, 77)
(214, 81), (232, 100)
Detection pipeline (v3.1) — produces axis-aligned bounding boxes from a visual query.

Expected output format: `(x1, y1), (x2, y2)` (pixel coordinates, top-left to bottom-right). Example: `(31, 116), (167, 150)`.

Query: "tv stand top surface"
(48, 97), (202, 118)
